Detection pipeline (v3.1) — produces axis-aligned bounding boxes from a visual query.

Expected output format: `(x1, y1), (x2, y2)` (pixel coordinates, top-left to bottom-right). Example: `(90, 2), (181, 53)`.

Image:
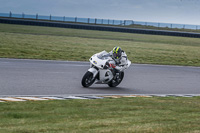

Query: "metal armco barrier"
(1, 17), (200, 38)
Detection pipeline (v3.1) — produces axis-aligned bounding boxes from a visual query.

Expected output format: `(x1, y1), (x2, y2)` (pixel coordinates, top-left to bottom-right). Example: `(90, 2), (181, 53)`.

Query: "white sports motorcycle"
(81, 51), (131, 87)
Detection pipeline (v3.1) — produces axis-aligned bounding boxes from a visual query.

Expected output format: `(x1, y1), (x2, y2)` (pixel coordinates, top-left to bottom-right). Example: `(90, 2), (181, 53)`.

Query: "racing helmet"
(112, 46), (122, 59)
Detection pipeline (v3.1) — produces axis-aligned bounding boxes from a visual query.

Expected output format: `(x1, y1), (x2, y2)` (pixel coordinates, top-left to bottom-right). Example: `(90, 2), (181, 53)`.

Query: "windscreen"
(97, 51), (110, 60)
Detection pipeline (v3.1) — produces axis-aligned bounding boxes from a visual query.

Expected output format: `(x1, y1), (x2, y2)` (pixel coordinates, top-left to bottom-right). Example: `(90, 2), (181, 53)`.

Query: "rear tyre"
(81, 71), (96, 87)
(108, 72), (124, 87)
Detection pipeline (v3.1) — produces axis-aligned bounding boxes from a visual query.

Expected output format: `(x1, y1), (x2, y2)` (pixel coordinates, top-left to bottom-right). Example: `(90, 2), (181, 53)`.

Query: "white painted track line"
(64, 96), (89, 99)
(0, 97), (26, 102)
(16, 97), (48, 101)
(41, 97), (65, 100)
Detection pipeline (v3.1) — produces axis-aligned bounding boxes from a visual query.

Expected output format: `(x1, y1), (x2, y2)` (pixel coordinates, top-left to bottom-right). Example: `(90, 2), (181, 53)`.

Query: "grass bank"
(0, 23), (200, 66)
(0, 97), (200, 133)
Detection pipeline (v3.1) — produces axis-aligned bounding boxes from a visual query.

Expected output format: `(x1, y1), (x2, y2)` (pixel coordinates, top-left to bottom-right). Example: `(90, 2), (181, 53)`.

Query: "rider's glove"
(109, 64), (116, 68)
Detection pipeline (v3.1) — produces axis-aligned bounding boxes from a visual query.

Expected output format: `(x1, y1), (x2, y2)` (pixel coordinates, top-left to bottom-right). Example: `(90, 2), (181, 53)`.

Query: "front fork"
(88, 67), (99, 80)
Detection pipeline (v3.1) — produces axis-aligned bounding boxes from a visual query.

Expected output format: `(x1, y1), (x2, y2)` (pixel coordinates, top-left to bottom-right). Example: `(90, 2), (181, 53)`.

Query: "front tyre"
(108, 72), (124, 87)
(81, 71), (96, 87)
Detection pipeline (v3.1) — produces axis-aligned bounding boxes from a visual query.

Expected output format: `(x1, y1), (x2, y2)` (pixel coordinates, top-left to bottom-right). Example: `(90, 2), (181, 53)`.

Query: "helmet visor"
(113, 53), (119, 59)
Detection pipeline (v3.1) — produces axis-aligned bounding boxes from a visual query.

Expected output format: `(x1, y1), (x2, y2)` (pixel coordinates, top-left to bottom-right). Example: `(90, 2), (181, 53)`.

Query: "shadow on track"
(81, 86), (134, 93)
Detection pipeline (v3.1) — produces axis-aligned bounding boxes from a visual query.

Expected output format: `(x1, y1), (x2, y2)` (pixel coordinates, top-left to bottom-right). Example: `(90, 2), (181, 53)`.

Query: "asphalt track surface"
(0, 58), (200, 96)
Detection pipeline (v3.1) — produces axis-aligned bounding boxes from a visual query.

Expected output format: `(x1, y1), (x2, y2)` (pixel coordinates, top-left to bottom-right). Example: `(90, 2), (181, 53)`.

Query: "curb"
(0, 94), (200, 102)
(0, 96), (103, 102)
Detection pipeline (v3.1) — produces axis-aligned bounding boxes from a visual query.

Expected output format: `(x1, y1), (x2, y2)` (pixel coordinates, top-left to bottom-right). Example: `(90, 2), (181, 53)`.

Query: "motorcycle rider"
(109, 46), (129, 80)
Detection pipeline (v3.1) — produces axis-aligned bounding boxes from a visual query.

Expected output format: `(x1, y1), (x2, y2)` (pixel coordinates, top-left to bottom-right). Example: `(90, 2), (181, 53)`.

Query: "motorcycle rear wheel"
(108, 72), (124, 87)
(82, 71), (96, 87)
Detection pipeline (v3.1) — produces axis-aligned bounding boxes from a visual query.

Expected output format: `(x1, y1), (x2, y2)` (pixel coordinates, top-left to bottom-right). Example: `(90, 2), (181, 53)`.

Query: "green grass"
(0, 23), (200, 66)
(0, 97), (200, 133)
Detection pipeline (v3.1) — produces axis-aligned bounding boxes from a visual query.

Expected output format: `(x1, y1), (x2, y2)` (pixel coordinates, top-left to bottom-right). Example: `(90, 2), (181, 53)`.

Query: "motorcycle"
(81, 50), (131, 87)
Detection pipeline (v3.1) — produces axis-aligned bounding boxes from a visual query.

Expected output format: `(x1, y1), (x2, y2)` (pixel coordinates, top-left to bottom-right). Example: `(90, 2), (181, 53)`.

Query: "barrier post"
(9, 11), (12, 17)
(22, 13), (24, 18)
(95, 18), (97, 24)
(75, 17), (77, 22)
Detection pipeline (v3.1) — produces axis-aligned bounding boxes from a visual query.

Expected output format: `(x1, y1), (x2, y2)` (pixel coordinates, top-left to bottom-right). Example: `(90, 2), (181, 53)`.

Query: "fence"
(0, 12), (199, 30)
(1, 17), (200, 38)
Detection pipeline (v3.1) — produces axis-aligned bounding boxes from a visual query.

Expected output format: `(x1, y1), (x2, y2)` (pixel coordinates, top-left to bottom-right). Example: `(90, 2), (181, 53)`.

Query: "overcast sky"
(0, 0), (200, 25)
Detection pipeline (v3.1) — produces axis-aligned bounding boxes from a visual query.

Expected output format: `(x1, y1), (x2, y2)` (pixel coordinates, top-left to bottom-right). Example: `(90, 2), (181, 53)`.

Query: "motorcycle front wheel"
(108, 72), (124, 87)
(81, 71), (96, 87)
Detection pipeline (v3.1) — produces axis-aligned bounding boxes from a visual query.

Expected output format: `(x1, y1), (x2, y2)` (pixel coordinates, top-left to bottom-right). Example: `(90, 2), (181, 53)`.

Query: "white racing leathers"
(109, 51), (129, 71)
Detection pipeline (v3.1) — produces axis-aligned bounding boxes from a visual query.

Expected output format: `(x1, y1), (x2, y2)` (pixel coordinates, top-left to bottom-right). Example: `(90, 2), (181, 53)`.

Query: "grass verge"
(0, 97), (200, 133)
(0, 23), (200, 66)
